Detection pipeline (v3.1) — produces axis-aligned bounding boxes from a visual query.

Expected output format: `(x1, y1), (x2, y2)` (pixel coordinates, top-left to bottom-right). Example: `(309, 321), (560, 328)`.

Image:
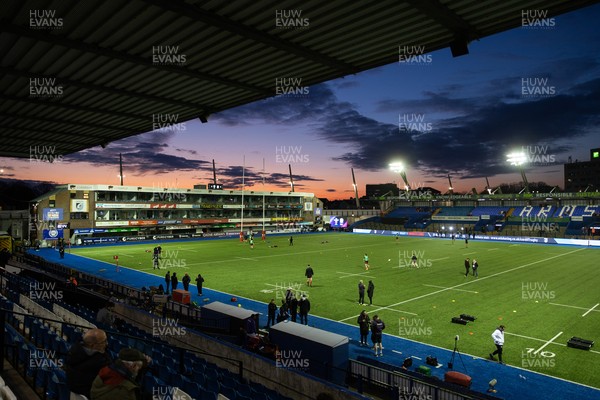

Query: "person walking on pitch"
(489, 325), (505, 364)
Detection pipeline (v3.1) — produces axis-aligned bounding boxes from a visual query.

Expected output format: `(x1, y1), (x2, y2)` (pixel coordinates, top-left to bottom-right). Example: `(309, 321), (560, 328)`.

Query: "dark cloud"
(375, 94), (478, 115)
(55, 51), (597, 189)
(175, 148), (198, 155)
(61, 131), (321, 186)
(0, 166), (15, 177)
(214, 58), (599, 181)
(214, 167), (324, 190)
(213, 84), (353, 127)
(331, 80), (360, 89)
(66, 145), (212, 176)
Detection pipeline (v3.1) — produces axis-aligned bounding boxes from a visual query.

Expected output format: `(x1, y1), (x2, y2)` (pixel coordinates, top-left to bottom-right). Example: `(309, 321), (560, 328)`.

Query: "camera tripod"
(448, 336), (467, 373)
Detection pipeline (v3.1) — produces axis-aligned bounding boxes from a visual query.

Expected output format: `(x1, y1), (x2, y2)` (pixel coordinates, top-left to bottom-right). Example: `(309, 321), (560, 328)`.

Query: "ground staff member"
(489, 325), (505, 364)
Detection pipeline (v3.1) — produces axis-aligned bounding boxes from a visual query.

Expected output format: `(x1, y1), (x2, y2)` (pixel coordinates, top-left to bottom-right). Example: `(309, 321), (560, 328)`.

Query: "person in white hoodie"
(489, 325), (505, 364)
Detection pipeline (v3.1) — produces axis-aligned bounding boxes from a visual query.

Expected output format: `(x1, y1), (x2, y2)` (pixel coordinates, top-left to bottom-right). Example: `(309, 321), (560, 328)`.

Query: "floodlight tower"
(288, 164), (295, 192)
(212, 159), (217, 186)
(118, 153), (125, 186)
(507, 152), (530, 193)
(351, 168), (360, 208)
(389, 162), (410, 192)
(447, 173), (454, 195)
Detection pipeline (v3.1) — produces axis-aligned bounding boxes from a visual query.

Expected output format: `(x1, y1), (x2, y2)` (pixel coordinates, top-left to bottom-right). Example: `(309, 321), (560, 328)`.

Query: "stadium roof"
(1, 0), (598, 158)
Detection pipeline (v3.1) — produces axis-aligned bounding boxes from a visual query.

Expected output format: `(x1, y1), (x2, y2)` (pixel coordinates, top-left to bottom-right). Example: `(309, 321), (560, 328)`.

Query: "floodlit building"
(564, 148), (600, 192)
(31, 184), (317, 244)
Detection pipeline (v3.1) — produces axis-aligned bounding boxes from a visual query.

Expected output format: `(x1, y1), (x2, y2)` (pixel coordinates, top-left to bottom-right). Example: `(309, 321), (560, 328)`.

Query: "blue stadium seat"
(46, 330), (59, 351)
(200, 387), (219, 400)
(158, 365), (176, 383)
(203, 367), (218, 382)
(51, 372), (70, 400)
(142, 374), (166, 394)
(437, 206), (474, 216)
(203, 379), (219, 394)
(236, 384), (254, 398)
(34, 366), (52, 391)
(19, 343), (35, 371)
(218, 382), (237, 399)
(3, 325), (23, 362)
(183, 380), (202, 398)
(219, 374), (239, 390)
(173, 373), (191, 391)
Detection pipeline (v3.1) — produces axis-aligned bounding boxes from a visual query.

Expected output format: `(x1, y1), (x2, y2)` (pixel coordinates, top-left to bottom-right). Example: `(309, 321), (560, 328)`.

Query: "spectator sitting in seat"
(96, 302), (115, 327)
(90, 348), (149, 400)
(65, 328), (111, 400)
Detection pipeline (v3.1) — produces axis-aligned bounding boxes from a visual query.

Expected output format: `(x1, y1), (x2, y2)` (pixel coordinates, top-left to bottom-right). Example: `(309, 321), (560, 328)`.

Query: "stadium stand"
(2, 265), (350, 400)
(511, 206), (557, 218)
(468, 206), (510, 217)
(366, 203), (600, 239)
(354, 207), (434, 231)
(435, 206), (474, 216)
(0, 246), (513, 400)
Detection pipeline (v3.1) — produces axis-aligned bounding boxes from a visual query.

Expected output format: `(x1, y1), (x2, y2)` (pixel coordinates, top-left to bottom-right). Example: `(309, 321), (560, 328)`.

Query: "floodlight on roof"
(389, 162), (404, 173)
(507, 152), (527, 166)
(389, 161), (410, 191)
(507, 151), (530, 193)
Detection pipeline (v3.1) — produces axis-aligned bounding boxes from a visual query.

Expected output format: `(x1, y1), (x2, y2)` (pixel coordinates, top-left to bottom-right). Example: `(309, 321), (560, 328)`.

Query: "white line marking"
(582, 303), (599, 317)
(430, 257), (449, 261)
(118, 253), (134, 257)
(234, 257), (258, 261)
(549, 302), (600, 313)
(336, 271), (374, 279)
(487, 248), (499, 251)
(534, 331), (563, 354)
(375, 326), (600, 390)
(392, 350), (402, 355)
(73, 237), (600, 388)
(263, 284), (281, 288)
(338, 247), (586, 322)
(508, 244), (520, 247)
(379, 307), (418, 316)
(411, 356), (422, 360)
(262, 277), (600, 392)
(182, 241), (396, 267)
(263, 283), (306, 290)
(79, 236), (420, 268)
(423, 284), (478, 294)
(506, 331), (555, 343)
(506, 332), (600, 355)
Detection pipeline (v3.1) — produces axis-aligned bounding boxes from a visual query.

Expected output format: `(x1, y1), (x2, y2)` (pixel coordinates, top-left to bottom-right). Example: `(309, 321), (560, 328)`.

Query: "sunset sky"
(2, 4), (600, 200)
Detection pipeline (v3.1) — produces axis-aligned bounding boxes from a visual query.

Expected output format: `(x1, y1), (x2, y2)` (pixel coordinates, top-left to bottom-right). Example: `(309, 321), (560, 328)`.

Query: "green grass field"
(71, 233), (600, 388)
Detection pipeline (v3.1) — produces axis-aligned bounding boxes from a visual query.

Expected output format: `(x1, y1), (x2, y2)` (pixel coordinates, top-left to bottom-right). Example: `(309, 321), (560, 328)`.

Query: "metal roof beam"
(3, 23), (271, 97)
(1, 125), (114, 143)
(1, 94), (153, 121)
(0, 112), (140, 134)
(404, 0), (480, 39)
(0, 66), (213, 112)
(143, 0), (360, 74)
